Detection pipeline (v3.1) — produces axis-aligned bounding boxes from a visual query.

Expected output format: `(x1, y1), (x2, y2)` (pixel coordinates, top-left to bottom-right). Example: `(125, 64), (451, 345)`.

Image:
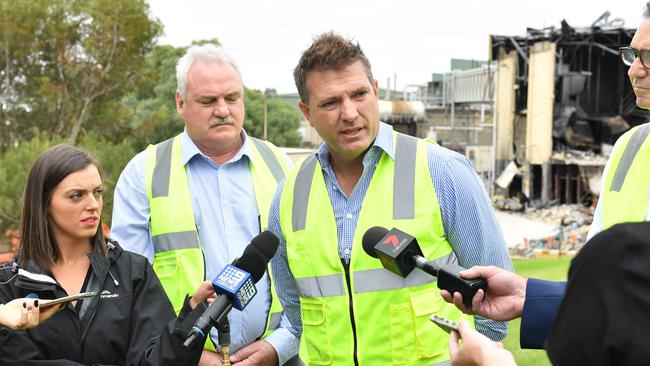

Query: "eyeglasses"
(619, 47), (650, 68)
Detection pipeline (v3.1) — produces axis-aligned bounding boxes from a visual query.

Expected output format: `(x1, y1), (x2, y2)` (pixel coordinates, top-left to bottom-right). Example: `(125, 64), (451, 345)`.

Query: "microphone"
(183, 230), (279, 347)
(362, 226), (486, 309)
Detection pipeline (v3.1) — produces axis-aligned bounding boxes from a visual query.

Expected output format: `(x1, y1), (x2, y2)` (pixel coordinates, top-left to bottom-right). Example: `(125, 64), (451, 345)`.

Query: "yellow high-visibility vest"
(279, 132), (471, 365)
(145, 133), (288, 351)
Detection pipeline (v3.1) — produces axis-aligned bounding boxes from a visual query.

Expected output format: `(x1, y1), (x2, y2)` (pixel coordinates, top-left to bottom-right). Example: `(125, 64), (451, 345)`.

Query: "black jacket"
(0, 240), (207, 365)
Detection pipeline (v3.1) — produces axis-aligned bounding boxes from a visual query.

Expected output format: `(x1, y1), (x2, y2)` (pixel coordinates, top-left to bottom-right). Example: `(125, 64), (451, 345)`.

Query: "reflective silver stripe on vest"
(296, 252), (457, 297)
(291, 135), (418, 230)
(394, 133), (417, 219)
(354, 252), (458, 293)
(151, 138), (174, 198)
(152, 231), (200, 253)
(292, 154), (317, 231)
(251, 138), (285, 184)
(296, 273), (346, 298)
(429, 361), (451, 366)
(267, 312), (281, 330)
(610, 124), (650, 192)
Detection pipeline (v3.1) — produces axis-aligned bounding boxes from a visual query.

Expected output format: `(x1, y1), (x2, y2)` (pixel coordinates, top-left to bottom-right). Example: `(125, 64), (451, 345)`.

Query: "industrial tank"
(378, 100), (425, 123)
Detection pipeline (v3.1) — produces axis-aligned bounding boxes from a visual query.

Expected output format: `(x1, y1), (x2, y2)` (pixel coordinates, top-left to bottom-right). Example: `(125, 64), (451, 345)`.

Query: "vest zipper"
(342, 259), (359, 366)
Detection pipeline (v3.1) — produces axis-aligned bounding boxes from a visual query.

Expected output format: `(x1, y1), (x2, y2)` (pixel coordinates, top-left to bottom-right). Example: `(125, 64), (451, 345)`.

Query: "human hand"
(0, 297), (63, 330)
(441, 266), (527, 321)
(190, 281), (216, 310)
(230, 340), (278, 366)
(199, 350), (224, 366)
(449, 320), (516, 366)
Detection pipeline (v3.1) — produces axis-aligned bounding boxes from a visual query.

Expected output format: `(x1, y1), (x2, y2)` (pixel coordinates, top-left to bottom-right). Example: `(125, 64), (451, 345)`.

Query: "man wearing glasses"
(587, 8), (650, 240)
(445, 4), (650, 365)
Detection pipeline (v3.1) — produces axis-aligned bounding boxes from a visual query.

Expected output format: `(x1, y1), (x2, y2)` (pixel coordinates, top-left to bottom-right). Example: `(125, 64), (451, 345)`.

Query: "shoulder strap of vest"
(291, 132), (419, 231)
(150, 136), (177, 198)
(249, 137), (286, 184)
(609, 123), (650, 192)
(393, 132), (418, 220)
(292, 154), (318, 231)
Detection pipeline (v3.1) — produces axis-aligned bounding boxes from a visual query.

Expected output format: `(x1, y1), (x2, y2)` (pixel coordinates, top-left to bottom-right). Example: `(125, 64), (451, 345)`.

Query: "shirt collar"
(315, 121), (395, 168)
(180, 128), (252, 166)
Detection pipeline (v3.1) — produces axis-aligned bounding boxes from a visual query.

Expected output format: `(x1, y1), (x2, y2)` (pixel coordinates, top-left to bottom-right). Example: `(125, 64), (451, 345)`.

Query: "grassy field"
(502, 257), (572, 366)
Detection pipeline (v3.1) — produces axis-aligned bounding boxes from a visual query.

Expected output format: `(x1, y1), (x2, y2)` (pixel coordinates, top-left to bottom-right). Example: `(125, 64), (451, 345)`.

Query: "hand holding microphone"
(441, 266), (528, 321)
(183, 230), (279, 348)
(362, 226), (487, 309)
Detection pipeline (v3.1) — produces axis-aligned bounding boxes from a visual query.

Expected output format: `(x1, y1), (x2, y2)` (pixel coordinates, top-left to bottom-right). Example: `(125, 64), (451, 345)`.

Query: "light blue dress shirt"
(111, 129), (298, 364)
(269, 122), (513, 342)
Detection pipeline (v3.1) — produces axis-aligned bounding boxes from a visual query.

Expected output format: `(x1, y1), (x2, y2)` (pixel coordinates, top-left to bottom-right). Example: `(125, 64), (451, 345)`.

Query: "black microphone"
(183, 230), (279, 347)
(362, 226), (486, 309)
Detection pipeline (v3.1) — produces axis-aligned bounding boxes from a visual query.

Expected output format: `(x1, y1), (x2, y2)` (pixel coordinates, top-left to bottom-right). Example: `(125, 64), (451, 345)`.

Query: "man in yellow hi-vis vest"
(268, 32), (512, 366)
(112, 44), (299, 366)
(587, 9), (650, 241)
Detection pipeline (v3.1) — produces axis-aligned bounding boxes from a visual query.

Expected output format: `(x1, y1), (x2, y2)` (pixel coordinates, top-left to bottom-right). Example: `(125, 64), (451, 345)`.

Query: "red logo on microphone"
(383, 235), (399, 248)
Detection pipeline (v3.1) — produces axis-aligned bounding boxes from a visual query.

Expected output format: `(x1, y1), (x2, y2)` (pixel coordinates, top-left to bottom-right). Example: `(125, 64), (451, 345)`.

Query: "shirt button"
(344, 249), (351, 255)
(346, 213), (353, 219)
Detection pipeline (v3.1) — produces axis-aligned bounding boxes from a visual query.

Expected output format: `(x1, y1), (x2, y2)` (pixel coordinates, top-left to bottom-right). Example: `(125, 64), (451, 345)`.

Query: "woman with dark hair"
(0, 144), (212, 365)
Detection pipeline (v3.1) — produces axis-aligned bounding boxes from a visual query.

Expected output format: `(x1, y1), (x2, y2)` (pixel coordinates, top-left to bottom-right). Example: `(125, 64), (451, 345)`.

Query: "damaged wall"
(490, 19), (646, 205)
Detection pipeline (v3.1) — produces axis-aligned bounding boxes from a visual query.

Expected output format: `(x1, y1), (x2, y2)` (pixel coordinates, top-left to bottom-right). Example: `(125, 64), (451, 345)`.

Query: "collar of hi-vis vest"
(293, 129), (417, 232)
(149, 131), (286, 253)
(178, 128), (254, 167)
(609, 123), (650, 192)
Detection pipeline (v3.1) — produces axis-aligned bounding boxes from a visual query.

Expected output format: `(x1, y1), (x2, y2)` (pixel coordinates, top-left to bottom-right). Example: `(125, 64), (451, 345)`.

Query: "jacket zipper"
(81, 242), (117, 341)
(342, 259), (359, 366)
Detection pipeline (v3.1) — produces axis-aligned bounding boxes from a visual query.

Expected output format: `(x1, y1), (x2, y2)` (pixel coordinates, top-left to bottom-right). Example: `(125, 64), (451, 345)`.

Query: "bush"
(0, 134), (62, 233)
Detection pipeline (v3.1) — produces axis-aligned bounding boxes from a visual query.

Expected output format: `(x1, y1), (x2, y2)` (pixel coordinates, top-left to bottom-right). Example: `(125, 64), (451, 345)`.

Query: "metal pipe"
(509, 37), (529, 63)
(491, 66), (499, 197)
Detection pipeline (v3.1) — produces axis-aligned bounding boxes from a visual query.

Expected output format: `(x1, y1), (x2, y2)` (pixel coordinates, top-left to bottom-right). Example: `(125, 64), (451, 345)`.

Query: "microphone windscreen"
(362, 226), (389, 258)
(249, 230), (280, 261)
(235, 249), (268, 283)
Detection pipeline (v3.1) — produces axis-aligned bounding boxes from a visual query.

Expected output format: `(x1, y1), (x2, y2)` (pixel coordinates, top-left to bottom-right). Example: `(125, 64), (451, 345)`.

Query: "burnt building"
(490, 13), (648, 205)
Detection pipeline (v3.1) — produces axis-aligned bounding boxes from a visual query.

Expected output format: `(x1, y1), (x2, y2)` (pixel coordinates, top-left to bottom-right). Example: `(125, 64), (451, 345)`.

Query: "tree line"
(0, 0), (302, 236)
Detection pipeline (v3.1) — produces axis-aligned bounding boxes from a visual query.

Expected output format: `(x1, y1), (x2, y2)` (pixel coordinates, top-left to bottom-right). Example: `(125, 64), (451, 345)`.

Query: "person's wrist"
(515, 276), (528, 316)
(0, 303), (6, 329)
(189, 296), (199, 310)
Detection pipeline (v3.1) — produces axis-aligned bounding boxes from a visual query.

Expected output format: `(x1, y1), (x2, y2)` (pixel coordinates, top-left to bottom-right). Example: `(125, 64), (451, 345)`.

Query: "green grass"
(502, 257), (572, 366)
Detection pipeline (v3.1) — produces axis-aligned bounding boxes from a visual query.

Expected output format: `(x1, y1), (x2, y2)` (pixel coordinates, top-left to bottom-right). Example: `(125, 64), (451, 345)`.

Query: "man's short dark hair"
(645, 2), (650, 18)
(293, 31), (374, 103)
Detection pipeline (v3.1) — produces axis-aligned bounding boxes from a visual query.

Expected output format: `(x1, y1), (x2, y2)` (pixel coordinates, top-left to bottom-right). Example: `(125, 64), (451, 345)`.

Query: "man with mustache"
(112, 44), (299, 366)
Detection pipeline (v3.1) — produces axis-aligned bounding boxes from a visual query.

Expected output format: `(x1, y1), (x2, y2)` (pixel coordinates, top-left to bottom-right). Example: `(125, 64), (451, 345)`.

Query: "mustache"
(209, 117), (236, 127)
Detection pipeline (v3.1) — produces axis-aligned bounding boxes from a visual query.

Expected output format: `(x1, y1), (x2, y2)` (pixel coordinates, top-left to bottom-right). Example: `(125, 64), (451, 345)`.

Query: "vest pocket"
(152, 251), (183, 312)
(300, 298), (332, 365)
(409, 288), (445, 359)
(389, 303), (419, 364)
(388, 288), (445, 364)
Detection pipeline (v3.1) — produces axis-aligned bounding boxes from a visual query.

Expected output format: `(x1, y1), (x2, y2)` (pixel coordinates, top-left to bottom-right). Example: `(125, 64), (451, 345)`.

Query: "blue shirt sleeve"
(263, 313), (300, 365)
(110, 151), (155, 262)
(427, 143), (513, 341)
(268, 180), (303, 341)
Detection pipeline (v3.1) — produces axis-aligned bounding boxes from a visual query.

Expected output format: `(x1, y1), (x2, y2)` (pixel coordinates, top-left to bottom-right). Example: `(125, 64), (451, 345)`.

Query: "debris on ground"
(495, 202), (594, 258)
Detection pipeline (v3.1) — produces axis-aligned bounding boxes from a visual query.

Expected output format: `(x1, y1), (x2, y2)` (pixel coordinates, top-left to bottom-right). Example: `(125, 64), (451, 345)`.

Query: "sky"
(147, 0), (642, 94)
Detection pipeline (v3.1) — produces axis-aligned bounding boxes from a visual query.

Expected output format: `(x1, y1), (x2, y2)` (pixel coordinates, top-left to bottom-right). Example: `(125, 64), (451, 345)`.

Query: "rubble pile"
(499, 203), (594, 258)
(551, 150), (609, 166)
(522, 203), (592, 225)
